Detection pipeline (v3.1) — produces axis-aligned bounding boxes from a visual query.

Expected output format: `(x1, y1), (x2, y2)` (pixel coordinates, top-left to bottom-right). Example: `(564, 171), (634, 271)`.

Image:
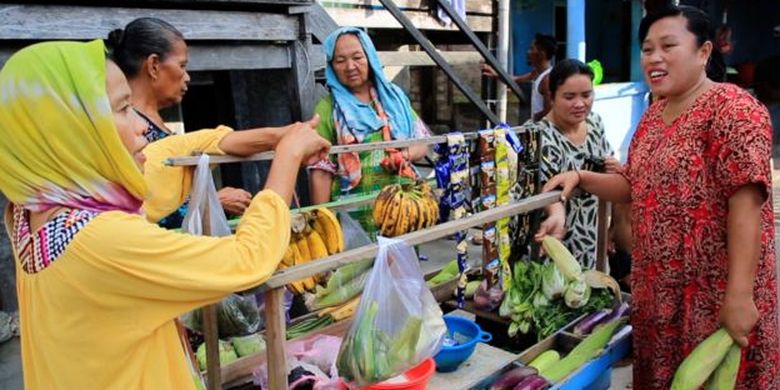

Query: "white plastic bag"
(337, 237), (446, 387)
(338, 211), (371, 250)
(181, 154), (231, 237)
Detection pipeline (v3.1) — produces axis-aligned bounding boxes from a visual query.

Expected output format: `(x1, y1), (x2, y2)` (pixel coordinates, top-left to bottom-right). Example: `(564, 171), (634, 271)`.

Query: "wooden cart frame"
(167, 129), (571, 390)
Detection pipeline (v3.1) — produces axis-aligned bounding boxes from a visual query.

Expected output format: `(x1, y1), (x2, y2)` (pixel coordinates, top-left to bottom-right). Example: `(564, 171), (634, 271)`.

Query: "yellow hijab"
(0, 40), (146, 213)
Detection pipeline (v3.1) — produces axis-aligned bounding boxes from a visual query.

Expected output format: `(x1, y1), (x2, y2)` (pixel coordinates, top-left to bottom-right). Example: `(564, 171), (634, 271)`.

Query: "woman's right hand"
(535, 202), (566, 242)
(277, 114), (331, 165)
(480, 63), (498, 78)
(542, 171), (580, 202)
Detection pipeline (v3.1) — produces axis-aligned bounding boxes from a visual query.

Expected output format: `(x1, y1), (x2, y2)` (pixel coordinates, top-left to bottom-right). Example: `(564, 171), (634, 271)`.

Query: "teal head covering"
(323, 27), (415, 141)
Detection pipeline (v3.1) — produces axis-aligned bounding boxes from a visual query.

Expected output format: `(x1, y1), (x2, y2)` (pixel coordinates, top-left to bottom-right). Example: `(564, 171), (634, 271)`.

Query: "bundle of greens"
(500, 260), (615, 340)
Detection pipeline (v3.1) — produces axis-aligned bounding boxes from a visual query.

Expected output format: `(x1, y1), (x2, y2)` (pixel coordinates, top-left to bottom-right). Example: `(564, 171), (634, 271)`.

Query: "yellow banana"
(288, 280), (305, 295)
(313, 208), (344, 254)
(394, 196), (412, 236)
(406, 195), (419, 233)
(285, 243), (308, 294)
(373, 184), (399, 224)
(301, 277), (316, 291)
(425, 197), (439, 228)
(414, 197), (426, 231)
(306, 230), (329, 261)
(380, 190), (403, 236)
(280, 245), (295, 268)
(294, 234), (311, 264)
(329, 296), (361, 321)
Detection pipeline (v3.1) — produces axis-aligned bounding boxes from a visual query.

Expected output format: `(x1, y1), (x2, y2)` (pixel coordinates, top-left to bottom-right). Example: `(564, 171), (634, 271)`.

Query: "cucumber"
(528, 350), (560, 373)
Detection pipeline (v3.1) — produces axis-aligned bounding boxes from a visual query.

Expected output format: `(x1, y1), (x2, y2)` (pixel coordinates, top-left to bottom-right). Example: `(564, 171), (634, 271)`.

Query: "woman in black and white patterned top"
(528, 59), (620, 269)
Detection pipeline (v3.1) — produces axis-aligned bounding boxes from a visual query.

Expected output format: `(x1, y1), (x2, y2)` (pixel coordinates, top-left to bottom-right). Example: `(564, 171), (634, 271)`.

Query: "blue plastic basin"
(434, 315), (493, 372)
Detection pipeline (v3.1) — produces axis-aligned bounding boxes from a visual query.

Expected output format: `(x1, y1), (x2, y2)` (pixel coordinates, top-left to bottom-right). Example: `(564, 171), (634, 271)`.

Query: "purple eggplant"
(599, 301), (630, 326)
(489, 366), (538, 390)
(573, 309), (610, 336)
(512, 374), (551, 390)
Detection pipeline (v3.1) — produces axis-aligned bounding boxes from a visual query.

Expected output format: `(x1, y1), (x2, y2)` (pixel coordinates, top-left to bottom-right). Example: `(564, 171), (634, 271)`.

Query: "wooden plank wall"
(321, 0), (494, 32)
(0, 3), (300, 70)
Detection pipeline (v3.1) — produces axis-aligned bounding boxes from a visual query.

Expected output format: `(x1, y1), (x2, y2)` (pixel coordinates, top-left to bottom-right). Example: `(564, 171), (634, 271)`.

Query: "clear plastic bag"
(337, 237), (446, 387)
(254, 289), (294, 324)
(180, 155), (260, 337)
(181, 154), (231, 237)
(181, 293), (262, 338)
(338, 211), (371, 250)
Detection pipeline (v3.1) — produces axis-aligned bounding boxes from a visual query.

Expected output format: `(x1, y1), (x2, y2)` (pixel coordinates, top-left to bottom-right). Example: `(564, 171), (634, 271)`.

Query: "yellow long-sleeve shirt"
(9, 189), (290, 389)
(142, 126), (233, 223)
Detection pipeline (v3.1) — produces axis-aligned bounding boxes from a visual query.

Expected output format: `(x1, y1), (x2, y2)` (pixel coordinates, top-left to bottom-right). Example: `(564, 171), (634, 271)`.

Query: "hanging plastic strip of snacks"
(433, 143), (452, 223)
(478, 129), (499, 287)
(442, 133), (470, 308)
(494, 126), (513, 291)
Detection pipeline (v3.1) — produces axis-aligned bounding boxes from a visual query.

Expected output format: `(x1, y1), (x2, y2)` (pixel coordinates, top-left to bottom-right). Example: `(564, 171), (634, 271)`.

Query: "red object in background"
(341, 358), (436, 390)
(736, 62), (756, 87)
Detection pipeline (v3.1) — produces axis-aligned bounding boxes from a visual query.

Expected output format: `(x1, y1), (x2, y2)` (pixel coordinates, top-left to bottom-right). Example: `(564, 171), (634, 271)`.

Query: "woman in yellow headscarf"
(0, 40), (329, 389)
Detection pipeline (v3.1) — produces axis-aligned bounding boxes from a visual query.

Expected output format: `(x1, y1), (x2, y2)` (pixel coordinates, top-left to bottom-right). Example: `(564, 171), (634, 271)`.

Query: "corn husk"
(671, 328), (734, 390)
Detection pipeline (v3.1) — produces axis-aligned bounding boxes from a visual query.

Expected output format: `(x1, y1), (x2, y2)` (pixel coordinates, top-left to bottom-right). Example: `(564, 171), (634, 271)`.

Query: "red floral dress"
(623, 83), (779, 389)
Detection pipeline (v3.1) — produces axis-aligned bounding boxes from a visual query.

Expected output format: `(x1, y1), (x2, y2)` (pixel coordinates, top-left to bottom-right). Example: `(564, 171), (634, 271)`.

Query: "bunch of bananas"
(319, 296), (361, 322)
(281, 207), (345, 295)
(373, 181), (439, 237)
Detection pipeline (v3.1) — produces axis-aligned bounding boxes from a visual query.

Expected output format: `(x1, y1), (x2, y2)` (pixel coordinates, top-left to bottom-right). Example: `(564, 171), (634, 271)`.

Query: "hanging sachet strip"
(478, 129), (499, 287)
(434, 133), (470, 308)
(494, 125), (512, 291)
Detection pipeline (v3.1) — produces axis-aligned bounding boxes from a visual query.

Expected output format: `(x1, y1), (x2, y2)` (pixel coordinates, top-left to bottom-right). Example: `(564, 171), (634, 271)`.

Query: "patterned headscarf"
(0, 40), (146, 213)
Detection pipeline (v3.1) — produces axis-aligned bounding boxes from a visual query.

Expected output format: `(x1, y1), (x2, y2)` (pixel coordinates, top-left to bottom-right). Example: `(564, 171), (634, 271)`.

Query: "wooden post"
(203, 305), (222, 390)
(596, 200), (610, 272)
(264, 288), (289, 390)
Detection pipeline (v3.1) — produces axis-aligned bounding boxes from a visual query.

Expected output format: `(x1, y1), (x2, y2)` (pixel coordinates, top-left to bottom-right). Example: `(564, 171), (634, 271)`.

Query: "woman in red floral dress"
(539, 5), (778, 389)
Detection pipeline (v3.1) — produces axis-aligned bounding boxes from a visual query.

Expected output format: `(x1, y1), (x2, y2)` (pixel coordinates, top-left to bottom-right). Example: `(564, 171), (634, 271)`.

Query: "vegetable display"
(230, 334), (266, 357)
(286, 316), (334, 340)
(501, 260), (615, 340)
(196, 340), (238, 371)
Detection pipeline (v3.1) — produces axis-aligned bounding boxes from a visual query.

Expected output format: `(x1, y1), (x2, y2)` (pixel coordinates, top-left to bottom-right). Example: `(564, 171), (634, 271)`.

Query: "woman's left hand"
(719, 293), (758, 348)
(381, 150), (404, 173)
(604, 156), (621, 174)
(218, 187), (252, 216)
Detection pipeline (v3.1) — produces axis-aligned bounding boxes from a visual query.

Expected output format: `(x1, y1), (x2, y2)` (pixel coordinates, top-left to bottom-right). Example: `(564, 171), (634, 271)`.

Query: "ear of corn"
(671, 328), (734, 390)
(541, 236), (583, 281)
(705, 344), (742, 390)
(583, 269), (622, 303)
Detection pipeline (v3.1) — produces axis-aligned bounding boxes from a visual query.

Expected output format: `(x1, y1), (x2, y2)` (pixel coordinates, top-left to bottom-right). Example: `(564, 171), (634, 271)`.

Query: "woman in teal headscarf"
(309, 27), (431, 235)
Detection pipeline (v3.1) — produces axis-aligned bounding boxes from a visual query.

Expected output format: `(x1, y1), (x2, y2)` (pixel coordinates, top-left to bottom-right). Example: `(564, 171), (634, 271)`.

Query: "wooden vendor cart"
(167, 127), (564, 390)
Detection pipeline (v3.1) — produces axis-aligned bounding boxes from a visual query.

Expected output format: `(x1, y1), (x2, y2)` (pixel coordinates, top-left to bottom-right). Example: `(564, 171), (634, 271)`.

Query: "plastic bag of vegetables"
(181, 293), (262, 338)
(338, 211), (372, 250)
(337, 237), (446, 387)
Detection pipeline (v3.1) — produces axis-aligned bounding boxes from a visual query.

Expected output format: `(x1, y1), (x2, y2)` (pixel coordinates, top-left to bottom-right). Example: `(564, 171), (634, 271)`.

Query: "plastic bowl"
(341, 358), (436, 390)
(433, 315), (493, 372)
